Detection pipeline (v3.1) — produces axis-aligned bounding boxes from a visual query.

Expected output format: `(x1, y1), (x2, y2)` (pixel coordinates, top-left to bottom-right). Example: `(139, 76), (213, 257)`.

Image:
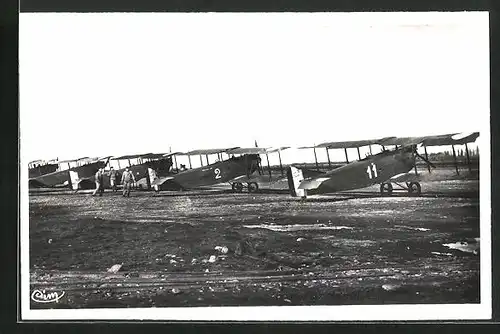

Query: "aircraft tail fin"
(69, 170), (80, 190)
(147, 168), (158, 182)
(286, 166), (306, 198)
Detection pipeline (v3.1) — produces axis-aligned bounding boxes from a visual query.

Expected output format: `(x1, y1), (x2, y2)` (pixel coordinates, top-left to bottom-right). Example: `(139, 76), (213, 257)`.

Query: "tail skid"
(286, 166), (307, 198)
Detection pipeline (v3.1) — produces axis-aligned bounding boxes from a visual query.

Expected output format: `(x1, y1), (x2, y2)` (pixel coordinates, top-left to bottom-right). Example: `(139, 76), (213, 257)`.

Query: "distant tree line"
(428, 146), (479, 162)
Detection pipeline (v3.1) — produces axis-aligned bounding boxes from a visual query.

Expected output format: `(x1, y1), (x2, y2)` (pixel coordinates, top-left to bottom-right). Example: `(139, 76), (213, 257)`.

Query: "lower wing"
(151, 176), (175, 186)
(298, 177), (331, 190)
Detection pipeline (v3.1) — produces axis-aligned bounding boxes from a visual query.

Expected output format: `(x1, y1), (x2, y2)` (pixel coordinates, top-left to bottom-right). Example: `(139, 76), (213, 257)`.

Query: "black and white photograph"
(20, 11), (491, 321)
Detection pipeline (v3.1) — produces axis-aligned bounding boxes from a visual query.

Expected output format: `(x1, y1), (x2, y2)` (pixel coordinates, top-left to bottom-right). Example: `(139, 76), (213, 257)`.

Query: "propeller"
(104, 157), (111, 168)
(95, 156), (112, 169)
(245, 154), (263, 179)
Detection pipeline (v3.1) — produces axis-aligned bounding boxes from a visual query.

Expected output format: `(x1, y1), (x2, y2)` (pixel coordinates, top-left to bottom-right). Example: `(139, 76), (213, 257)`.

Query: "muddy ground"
(28, 174), (480, 309)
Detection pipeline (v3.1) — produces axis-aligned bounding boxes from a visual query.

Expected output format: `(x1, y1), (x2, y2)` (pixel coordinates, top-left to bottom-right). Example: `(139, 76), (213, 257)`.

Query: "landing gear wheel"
(232, 182), (244, 193)
(247, 182), (259, 193)
(408, 182), (421, 195)
(380, 182), (393, 195)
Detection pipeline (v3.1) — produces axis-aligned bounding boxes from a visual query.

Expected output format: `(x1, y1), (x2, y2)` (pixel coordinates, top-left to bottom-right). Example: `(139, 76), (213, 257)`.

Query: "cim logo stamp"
(31, 289), (65, 303)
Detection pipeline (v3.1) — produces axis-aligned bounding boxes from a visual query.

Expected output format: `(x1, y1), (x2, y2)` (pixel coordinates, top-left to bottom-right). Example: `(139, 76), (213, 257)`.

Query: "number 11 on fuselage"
(366, 163), (378, 179)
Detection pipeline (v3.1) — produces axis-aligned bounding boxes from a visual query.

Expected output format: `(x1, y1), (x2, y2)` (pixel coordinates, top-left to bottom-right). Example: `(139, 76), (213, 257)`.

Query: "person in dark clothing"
(108, 167), (118, 192)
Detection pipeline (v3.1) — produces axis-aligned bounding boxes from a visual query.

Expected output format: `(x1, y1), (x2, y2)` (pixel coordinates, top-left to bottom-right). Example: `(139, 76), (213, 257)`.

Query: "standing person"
(121, 167), (136, 197)
(109, 167), (118, 192)
(92, 168), (105, 196)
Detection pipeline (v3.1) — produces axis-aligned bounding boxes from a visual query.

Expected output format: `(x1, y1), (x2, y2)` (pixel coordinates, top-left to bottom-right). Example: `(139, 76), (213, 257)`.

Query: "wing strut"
(412, 148), (418, 176)
(344, 148), (349, 164)
(414, 149), (436, 169)
(465, 143), (471, 173)
(326, 148), (331, 168)
(451, 144), (459, 175)
(265, 152), (272, 180)
(277, 150), (284, 176)
(173, 155), (178, 172)
(313, 147), (319, 172)
(423, 145), (431, 173)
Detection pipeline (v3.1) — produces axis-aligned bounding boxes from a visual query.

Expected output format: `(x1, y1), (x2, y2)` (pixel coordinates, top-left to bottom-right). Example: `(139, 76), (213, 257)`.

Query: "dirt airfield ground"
(28, 167), (480, 309)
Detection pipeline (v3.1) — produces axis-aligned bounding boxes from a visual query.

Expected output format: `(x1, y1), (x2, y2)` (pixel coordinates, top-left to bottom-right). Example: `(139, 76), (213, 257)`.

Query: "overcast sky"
(20, 12), (489, 166)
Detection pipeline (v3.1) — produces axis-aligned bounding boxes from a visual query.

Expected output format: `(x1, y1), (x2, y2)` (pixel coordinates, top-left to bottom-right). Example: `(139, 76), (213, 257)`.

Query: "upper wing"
(377, 136), (429, 147)
(227, 147), (290, 155)
(163, 152), (186, 157)
(299, 132), (480, 151)
(140, 153), (171, 160)
(422, 132), (480, 146)
(184, 147), (240, 156)
(165, 147), (288, 157)
(266, 147), (290, 153)
(377, 132), (480, 147)
(310, 139), (381, 149)
(57, 156), (91, 165)
(111, 152), (170, 160)
(227, 147), (270, 155)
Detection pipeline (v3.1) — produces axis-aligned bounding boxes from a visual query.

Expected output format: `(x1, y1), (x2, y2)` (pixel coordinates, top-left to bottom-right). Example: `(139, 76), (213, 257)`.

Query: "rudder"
(286, 166), (306, 198)
(69, 170), (80, 190)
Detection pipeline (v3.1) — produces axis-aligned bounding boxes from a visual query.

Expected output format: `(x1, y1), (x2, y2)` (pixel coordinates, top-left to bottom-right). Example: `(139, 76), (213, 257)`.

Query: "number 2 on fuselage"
(366, 163), (378, 179)
(214, 168), (222, 179)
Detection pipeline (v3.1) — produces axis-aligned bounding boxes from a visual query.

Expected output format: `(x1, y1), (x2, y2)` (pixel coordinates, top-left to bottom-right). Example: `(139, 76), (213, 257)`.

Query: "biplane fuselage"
(153, 154), (260, 190)
(29, 161), (107, 189)
(289, 148), (416, 196)
(29, 163), (59, 178)
(291, 131), (480, 197)
(100, 157), (173, 189)
(313, 149), (415, 193)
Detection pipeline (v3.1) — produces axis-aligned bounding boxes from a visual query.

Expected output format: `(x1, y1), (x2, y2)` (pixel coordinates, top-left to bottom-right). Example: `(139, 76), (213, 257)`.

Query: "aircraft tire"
(408, 182), (421, 195)
(380, 182), (393, 195)
(247, 182), (259, 193)
(232, 182), (244, 193)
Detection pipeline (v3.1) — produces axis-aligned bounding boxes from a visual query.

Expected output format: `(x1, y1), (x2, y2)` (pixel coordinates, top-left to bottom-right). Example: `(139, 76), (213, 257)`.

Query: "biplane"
(28, 157), (109, 190)
(151, 147), (289, 192)
(102, 153), (174, 189)
(29, 158), (60, 178)
(288, 132), (480, 198)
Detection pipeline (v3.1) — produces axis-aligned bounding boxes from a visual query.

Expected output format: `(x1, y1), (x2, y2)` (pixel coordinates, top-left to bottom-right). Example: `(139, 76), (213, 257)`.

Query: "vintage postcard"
(20, 11), (491, 321)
